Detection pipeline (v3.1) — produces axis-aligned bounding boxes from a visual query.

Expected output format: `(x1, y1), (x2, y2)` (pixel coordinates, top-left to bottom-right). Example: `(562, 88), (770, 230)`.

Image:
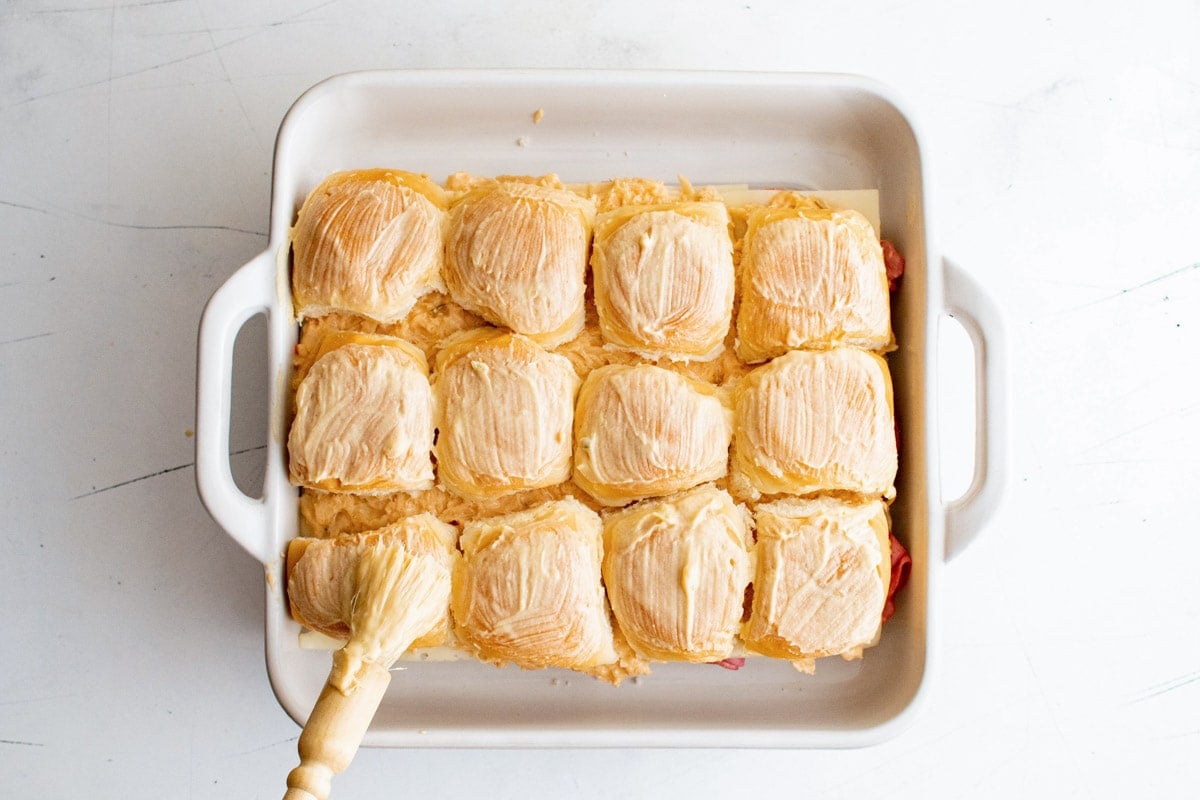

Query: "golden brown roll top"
(601, 486), (752, 662)
(287, 333), (435, 494)
(732, 348), (897, 499)
(291, 169), (448, 324)
(735, 193), (891, 363)
(743, 496), (890, 670)
(286, 514), (458, 649)
(432, 329), (580, 500)
(443, 178), (596, 347)
(450, 498), (619, 672)
(573, 364), (734, 506)
(591, 201), (735, 361)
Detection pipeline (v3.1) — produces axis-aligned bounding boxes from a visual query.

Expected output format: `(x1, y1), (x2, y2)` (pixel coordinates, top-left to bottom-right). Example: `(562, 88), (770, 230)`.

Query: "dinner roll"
(736, 192), (891, 363)
(288, 332), (435, 494)
(573, 364), (733, 506)
(732, 348), (896, 498)
(451, 498), (618, 672)
(591, 201), (734, 361)
(602, 486), (752, 662)
(743, 496), (891, 671)
(433, 329), (579, 500)
(292, 169), (447, 324)
(286, 514), (459, 649)
(444, 178), (595, 347)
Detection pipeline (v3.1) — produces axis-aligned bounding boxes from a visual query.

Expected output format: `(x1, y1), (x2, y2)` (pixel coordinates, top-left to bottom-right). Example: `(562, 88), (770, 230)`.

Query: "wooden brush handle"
(282, 661), (391, 800)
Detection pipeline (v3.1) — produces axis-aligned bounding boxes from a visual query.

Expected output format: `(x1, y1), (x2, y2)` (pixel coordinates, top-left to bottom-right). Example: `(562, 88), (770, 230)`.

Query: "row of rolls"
(283, 169), (907, 684)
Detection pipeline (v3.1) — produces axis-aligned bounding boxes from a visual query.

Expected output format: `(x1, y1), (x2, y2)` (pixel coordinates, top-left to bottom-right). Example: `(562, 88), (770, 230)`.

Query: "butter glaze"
(744, 496), (890, 668)
(732, 348), (897, 498)
(287, 515), (458, 649)
(592, 202), (734, 361)
(292, 169), (447, 324)
(288, 337), (435, 494)
(451, 499), (623, 674)
(602, 486), (752, 662)
(433, 329), (580, 500)
(736, 194), (891, 363)
(444, 179), (595, 347)
(573, 364), (734, 505)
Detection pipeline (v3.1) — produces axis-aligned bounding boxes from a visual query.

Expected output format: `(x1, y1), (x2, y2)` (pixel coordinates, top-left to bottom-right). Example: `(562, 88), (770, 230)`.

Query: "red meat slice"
(882, 239), (905, 291)
(882, 532), (912, 623)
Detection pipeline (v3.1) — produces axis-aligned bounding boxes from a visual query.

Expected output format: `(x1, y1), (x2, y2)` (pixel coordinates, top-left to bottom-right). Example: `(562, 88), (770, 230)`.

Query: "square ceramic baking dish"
(196, 70), (1006, 748)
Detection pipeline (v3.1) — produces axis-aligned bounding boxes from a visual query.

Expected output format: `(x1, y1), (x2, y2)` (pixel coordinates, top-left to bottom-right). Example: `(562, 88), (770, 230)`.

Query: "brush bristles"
(330, 543), (451, 694)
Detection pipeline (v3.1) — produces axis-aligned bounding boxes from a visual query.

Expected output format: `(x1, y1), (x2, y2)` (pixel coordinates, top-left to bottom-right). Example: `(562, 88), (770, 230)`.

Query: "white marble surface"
(2, 1), (1198, 797)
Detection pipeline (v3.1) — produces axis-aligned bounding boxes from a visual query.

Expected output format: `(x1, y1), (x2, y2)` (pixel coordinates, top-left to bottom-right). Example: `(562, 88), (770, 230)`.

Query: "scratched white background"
(1, 1), (1198, 798)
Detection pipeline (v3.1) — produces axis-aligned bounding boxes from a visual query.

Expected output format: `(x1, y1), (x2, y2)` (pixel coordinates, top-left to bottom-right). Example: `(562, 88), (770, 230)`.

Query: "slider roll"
(286, 515), (459, 650)
(433, 329), (579, 500)
(451, 499), (619, 672)
(743, 496), (891, 671)
(591, 201), (735, 362)
(732, 348), (897, 499)
(736, 192), (891, 363)
(602, 486), (753, 662)
(291, 169), (448, 324)
(573, 364), (733, 506)
(287, 332), (435, 494)
(444, 177), (595, 347)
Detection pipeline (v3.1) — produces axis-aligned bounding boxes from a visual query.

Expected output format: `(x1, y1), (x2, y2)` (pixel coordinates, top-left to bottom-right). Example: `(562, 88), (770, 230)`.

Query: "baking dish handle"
(941, 259), (1008, 561)
(196, 249), (277, 565)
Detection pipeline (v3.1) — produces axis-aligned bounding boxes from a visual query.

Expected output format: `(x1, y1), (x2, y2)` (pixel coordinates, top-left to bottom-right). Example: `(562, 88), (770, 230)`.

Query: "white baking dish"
(195, 70), (1005, 748)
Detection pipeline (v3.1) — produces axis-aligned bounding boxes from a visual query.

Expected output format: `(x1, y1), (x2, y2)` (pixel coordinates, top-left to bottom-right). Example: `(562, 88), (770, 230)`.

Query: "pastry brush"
(282, 541), (450, 800)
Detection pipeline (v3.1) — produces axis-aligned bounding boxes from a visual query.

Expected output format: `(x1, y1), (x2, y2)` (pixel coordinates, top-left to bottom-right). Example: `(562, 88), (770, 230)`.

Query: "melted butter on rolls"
(744, 496), (890, 671)
(433, 328), (580, 500)
(284, 170), (910, 684)
(451, 499), (625, 676)
(732, 348), (897, 499)
(573, 364), (733, 506)
(288, 332), (435, 494)
(736, 191), (891, 363)
(444, 176), (595, 347)
(591, 201), (735, 362)
(602, 486), (752, 662)
(291, 169), (447, 324)
(286, 514), (459, 650)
